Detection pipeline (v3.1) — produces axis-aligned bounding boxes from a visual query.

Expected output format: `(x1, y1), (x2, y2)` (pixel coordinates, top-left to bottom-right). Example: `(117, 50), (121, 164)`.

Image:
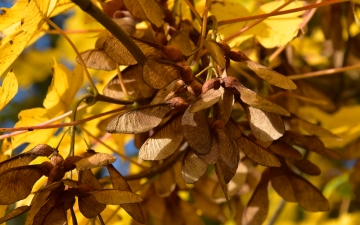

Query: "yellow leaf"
(11, 108), (55, 149)
(0, 0), (58, 76)
(0, 0), (28, 31)
(43, 62), (83, 116)
(0, 70), (18, 110)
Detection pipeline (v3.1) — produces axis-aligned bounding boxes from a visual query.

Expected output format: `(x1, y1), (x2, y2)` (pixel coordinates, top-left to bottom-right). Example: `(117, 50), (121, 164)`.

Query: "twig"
(218, 0), (349, 26)
(267, 199), (286, 225)
(183, 0), (202, 25)
(193, 0), (211, 64)
(288, 63), (360, 80)
(223, 0), (296, 42)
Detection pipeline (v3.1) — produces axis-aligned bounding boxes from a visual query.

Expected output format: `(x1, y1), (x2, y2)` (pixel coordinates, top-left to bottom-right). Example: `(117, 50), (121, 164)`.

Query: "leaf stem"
(116, 64), (129, 99)
(42, 29), (105, 34)
(44, 18), (99, 95)
(218, 0), (349, 27)
(82, 128), (150, 171)
(288, 63), (360, 80)
(69, 93), (96, 157)
(0, 106), (130, 134)
(223, 0), (296, 42)
(71, 0), (146, 67)
(193, 0), (211, 65)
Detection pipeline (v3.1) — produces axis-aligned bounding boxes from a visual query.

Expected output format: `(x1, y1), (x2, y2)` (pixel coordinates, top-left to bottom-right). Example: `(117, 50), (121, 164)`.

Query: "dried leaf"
(103, 35), (137, 65)
(107, 104), (173, 134)
(268, 141), (302, 159)
(225, 118), (242, 139)
(140, 115), (183, 160)
(195, 137), (219, 165)
(288, 172), (330, 212)
(204, 40), (226, 69)
(181, 150), (208, 184)
(78, 195), (106, 218)
(248, 106), (285, 142)
(123, 0), (165, 27)
(244, 60), (296, 90)
(182, 108), (211, 154)
(75, 153), (117, 170)
(143, 58), (181, 89)
(189, 89), (222, 113)
(42, 203), (67, 225)
(107, 165), (145, 223)
(296, 118), (341, 140)
(237, 136), (280, 167)
(90, 189), (143, 205)
(293, 159), (321, 176)
(154, 168), (176, 197)
(214, 162), (229, 201)
(77, 49), (117, 71)
(0, 206), (31, 224)
(236, 84), (290, 116)
(242, 170), (270, 225)
(103, 65), (141, 99)
(216, 128), (239, 183)
(215, 88), (234, 124)
(270, 168), (296, 202)
(79, 169), (103, 189)
(0, 144), (53, 174)
(0, 164), (47, 204)
(169, 30), (195, 56)
(135, 66), (155, 98)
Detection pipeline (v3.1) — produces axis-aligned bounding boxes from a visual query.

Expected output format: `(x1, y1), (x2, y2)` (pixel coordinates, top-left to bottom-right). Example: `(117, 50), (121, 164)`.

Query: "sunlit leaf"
(0, 70), (18, 110)
(295, 118), (341, 140)
(139, 115), (183, 160)
(190, 89), (222, 113)
(75, 153), (117, 170)
(247, 106), (285, 142)
(107, 104), (173, 134)
(77, 49), (117, 71)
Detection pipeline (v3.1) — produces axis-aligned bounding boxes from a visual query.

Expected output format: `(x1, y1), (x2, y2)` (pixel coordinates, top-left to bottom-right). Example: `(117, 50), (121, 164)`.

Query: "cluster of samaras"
(0, 1), (343, 224)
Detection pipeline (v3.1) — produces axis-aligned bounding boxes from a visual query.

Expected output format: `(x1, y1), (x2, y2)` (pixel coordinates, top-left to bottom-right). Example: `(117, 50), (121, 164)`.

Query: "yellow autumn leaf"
(44, 61), (83, 117)
(12, 63), (83, 150)
(0, 70), (18, 111)
(219, 0), (305, 48)
(11, 108), (54, 149)
(0, 0), (27, 31)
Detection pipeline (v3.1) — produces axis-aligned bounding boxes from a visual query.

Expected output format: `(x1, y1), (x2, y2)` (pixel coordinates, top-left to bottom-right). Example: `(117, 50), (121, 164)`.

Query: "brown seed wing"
(0, 206), (31, 224)
(103, 35), (137, 65)
(182, 108), (211, 154)
(77, 49), (117, 71)
(75, 153), (117, 171)
(143, 58), (181, 89)
(270, 168), (296, 202)
(181, 150), (208, 184)
(237, 135), (280, 167)
(244, 60), (296, 90)
(204, 40), (226, 69)
(189, 89), (222, 113)
(288, 172), (330, 212)
(139, 115), (183, 160)
(248, 106), (285, 142)
(124, 0), (165, 27)
(107, 104), (173, 134)
(90, 189), (143, 205)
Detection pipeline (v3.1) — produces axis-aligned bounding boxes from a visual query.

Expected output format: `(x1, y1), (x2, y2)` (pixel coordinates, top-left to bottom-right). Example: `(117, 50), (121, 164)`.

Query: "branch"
(71, 0), (146, 67)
